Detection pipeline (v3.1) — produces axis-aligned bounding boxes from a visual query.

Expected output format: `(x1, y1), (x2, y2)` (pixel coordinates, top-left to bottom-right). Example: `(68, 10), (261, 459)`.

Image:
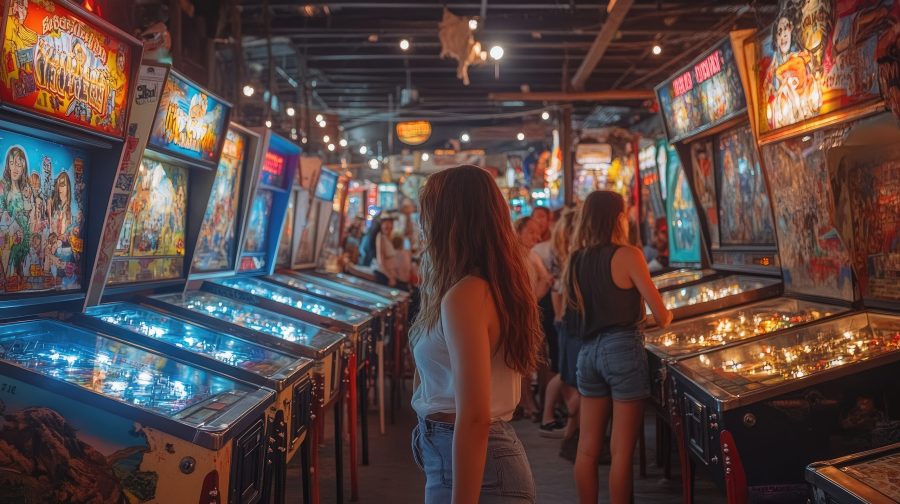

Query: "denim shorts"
(576, 329), (650, 401)
(411, 418), (536, 503)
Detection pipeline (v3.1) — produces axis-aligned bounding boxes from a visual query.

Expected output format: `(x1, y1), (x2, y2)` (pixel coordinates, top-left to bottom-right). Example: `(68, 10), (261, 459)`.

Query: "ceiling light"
(327, 143), (336, 152)
(318, 120), (327, 128)
(461, 132), (471, 143)
(242, 85), (255, 97)
(541, 111), (551, 120)
(323, 135), (330, 143)
(265, 120), (272, 128)
(315, 113), (324, 123)
(400, 39), (410, 51)
(359, 145), (368, 155)
(421, 152), (430, 161)
(286, 106), (296, 117)
(652, 44), (662, 55)
(301, 137), (308, 144)
(517, 132), (525, 141)
(339, 138), (348, 147)
(468, 19), (478, 30)
(369, 158), (379, 169)
(489, 45), (504, 60)
(290, 132), (298, 140)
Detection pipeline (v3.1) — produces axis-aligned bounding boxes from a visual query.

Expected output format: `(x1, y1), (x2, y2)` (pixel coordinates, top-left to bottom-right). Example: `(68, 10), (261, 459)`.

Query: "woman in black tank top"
(563, 191), (672, 504)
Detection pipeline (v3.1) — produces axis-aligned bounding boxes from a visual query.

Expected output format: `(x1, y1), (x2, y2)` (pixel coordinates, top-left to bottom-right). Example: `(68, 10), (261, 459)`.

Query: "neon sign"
(1, 0), (134, 137)
(148, 72), (229, 163)
(655, 38), (745, 143)
(260, 149), (288, 187)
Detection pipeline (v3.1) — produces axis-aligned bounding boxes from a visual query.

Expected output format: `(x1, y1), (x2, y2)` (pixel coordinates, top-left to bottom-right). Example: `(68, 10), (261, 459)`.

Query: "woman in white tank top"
(410, 165), (543, 504)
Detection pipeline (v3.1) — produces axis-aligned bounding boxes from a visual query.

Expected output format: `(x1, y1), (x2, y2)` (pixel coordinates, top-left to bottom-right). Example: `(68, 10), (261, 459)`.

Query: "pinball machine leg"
(360, 353), (370, 467)
(301, 429), (311, 504)
(391, 315), (401, 425)
(377, 339), (385, 434)
(348, 352), (360, 501)
(334, 392), (345, 504)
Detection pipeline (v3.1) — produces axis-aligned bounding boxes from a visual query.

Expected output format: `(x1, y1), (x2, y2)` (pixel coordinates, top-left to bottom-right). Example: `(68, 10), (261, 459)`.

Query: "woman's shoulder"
(444, 275), (489, 300)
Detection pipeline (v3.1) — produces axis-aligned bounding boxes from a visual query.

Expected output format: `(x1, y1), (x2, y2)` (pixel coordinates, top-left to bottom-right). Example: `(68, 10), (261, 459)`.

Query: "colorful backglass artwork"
(295, 195), (320, 266)
(192, 128), (247, 273)
(0, 128), (87, 294)
(656, 37), (746, 143)
(109, 158), (188, 284)
(665, 145), (703, 265)
(715, 125), (777, 246)
(277, 191), (296, 268)
(689, 139), (719, 248)
(260, 148), (288, 188)
(756, 0), (897, 135)
(243, 189), (273, 255)
(148, 72), (228, 164)
(0, 0), (133, 137)
(760, 126), (854, 302)
(638, 145), (665, 248)
(831, 143), (900, 303)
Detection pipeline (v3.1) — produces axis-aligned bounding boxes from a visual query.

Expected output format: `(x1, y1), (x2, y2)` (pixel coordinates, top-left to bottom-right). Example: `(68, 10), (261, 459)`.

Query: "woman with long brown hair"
(564, 190), (672, 504)
(411, 165), (542, 504)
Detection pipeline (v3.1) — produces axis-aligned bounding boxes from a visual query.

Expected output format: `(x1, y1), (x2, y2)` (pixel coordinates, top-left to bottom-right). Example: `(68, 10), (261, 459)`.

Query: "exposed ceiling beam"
(571, 0), (634, 91)
(488, 90), (653, 102)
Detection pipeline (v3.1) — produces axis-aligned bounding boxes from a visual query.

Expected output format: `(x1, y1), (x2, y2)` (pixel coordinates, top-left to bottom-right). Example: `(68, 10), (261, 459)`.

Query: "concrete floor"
(289, 384), (725, 503)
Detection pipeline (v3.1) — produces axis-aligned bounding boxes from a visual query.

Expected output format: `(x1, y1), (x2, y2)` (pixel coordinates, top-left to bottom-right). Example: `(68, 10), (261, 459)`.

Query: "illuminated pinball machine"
(271, 166), (396, 436)
(139, 128), (350, 504)
(639, 138), (717, 292)
(805, 442), (900, 504)
(0, 2), (278, 503)
(652, 32), (786, 327)
(70, 122), (317, 504)
(666, 4), (900, 502)
(201, 161), (380, 500)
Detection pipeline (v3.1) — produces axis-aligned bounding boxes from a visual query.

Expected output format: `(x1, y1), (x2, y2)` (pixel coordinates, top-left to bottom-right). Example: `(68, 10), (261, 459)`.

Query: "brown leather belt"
(425, 412), (456, 423)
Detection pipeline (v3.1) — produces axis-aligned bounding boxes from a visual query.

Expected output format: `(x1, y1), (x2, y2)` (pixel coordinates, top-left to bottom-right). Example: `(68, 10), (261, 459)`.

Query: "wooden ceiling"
(236, 0), (777, 150)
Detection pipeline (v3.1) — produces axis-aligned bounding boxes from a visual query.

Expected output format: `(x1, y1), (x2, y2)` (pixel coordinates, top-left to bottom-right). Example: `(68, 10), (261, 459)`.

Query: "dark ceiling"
(235, 0), (778, 153)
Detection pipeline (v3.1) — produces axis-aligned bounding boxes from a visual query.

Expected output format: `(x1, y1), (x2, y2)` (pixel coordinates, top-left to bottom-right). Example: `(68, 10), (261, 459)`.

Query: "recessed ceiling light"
(400, 39), (410, 51)
(339, 139), (348, 147)
(652, 44), (662, 55)
(517, 132), (525, 141)
(490, 45), (504, 60)
(327, 143), (336, 152)
(468, 19), (478, 30)
(461, 132), (471, 143)
(286, 106), (295, 117)
(541, 111), (550, 120)
(242, 85), (255, 97)
(323, 135), (330, 143)
(359, 145), (368, 155)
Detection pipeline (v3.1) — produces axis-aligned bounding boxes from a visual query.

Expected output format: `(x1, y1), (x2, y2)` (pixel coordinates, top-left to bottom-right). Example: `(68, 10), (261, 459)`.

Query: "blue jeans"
(576, 328), (650, 401)
(411, 418), (536, 503)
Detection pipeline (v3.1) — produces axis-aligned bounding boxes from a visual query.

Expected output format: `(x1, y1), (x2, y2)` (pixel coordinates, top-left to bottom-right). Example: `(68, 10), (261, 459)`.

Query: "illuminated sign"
(1, 0), (134, 137)
(655, 38), (745, 143)
(315, 168), (338, 201)
(260, 149), (288, 188)
(396, 121), (432, 145)
(148, 71), (229, 163)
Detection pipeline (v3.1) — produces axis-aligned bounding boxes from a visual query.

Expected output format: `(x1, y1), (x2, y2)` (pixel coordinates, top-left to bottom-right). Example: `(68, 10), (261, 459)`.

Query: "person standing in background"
(373, 215), (399, 287)
(564, 191), (672, 504)
(531, 206), (552, 242)
(515, 216), (551, 422)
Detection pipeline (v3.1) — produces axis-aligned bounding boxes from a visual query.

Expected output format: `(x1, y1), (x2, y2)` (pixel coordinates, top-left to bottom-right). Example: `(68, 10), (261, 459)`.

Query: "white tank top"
(411, 319), (521, 421)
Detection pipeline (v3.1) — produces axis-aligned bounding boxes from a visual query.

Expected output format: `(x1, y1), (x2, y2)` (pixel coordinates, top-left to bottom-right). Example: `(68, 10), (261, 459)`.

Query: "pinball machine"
(652, 32), (786, 326)
(138, 127), (351, 504)
(0, 2), (279, 503)
(806, 442), (900, 504)
(71, 119), (317, 504)
(666, 2), (900, 502)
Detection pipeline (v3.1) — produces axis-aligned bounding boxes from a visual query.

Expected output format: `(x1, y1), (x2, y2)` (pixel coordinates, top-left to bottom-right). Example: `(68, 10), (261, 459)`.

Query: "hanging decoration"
(438, 8), (484, 86)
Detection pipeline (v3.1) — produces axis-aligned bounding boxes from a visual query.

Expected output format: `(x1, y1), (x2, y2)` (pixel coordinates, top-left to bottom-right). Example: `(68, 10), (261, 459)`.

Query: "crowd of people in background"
(338, 168), (673, 504)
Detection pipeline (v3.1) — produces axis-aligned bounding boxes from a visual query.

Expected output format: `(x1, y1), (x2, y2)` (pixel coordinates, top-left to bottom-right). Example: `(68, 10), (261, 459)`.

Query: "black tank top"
(568, 245), (644, 339)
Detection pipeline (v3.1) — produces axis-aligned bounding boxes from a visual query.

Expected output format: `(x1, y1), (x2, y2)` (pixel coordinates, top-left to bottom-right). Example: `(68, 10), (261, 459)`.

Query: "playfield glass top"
(652, 275), (780, 314)
(644, 297), (849, 359)
(676, 312), (900, 399)
(85, 302), (300, 378)
(271, 273), (391, 311)
(327, 272), (406, 300)
(652, 269), (714, 290)
(0, 320), (256, 425)
(213, 277), (370, 325)
(153, 291), (346, 351)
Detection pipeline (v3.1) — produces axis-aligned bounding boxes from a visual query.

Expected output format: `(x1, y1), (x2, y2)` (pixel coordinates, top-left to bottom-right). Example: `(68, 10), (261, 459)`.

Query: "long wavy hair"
(563, 191), (627, 314)
(551, 206), (578, 266)
(411, 165), (542, 374)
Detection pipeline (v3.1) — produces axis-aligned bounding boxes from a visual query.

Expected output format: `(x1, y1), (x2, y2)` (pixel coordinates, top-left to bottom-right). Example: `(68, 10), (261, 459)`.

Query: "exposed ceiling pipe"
(489, 90), (653, 102)
(570, 0), (634, 91)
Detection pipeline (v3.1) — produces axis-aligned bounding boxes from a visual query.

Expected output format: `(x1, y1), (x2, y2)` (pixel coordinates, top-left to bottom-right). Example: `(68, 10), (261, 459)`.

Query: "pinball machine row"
(660, 1), (900, 502)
